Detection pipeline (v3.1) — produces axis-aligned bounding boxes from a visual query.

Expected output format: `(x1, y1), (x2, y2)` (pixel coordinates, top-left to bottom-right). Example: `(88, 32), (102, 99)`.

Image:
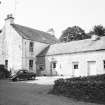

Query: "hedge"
(0, 65), (11, 79)
(50, 74), (105, 103)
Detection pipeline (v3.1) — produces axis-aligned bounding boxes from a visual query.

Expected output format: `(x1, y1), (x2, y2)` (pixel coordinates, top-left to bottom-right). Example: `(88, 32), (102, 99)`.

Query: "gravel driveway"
(0, 78), (102, 105)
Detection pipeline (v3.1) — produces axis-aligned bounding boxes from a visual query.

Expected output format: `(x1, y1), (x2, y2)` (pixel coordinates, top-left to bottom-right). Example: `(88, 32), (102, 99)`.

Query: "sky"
(0, 0), (105, 38)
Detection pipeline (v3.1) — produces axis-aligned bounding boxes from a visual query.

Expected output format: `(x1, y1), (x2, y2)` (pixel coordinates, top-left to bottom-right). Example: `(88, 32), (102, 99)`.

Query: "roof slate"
(37, 36), (105, 56)
(11, 24), (58, 44)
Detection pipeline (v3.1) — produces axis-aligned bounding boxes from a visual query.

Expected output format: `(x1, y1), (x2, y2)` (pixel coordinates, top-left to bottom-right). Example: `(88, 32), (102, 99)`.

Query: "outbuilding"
(37, 36), (105, 77)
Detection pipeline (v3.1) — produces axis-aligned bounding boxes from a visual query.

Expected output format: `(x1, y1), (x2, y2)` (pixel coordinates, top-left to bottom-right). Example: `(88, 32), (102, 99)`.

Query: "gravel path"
(0, 79), (102, 105)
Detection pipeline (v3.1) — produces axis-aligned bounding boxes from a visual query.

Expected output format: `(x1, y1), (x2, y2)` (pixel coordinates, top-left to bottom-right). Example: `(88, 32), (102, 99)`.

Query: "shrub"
(50, 74), (105, 103)
(0, 65), (11, 79)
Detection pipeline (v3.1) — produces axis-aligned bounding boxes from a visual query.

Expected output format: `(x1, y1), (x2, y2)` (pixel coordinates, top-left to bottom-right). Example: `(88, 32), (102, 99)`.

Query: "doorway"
(88, 61), (97, 75)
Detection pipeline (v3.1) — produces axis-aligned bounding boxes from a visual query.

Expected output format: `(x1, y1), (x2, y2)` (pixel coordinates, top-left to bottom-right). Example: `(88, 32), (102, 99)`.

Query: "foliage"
(0, 65), (11, 79)
(59, 25), (105, 43)
(50, 74), (105, 103)
(59, 26), (89, 42)
(88, 25), (105, 36)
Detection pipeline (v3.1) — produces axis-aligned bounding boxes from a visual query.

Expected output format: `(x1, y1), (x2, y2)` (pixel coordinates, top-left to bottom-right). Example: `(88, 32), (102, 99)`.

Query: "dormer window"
(29, 42), (34, 52)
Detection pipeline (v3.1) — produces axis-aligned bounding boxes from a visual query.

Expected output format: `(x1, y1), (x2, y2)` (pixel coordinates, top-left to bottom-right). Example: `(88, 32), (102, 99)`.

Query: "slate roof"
(37, 36), (105, 57)
(11, 24), (58, 44)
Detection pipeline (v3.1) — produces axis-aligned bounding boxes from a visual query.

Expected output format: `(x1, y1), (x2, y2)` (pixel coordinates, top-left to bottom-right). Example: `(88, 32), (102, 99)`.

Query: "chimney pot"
(5, 14), (14, 24)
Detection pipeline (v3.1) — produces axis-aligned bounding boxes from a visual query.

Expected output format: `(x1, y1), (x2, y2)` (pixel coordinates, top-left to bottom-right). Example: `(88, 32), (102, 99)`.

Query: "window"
(63, 37), (67, 42)
(104, 60), (105, 69)
(52, 62), (56, 68)
(39, 65), (44, 71)
(74, 64), (78, 69)
(29, 60), (33, 70)
(5, 60), (8, 68)
(73, 62), (79, 69)
(29, 42), (34, 52)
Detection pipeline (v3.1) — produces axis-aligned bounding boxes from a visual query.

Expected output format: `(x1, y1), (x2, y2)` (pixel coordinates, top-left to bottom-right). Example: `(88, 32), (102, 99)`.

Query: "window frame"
(29, 60), (33, 70)
(72, 62), (79, 69)
(39, 64), (44, 71)
(29, 41), (34, 52)
(5, 60), (8, 69)
(52, 62), (56, 69)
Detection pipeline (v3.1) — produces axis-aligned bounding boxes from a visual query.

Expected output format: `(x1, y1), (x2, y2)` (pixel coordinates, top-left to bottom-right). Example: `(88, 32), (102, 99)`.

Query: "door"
(50, 61), (57, 76)
(88, 61), (97, 75)
(29, 60), (33, 71)
(72, 62), (79, 77)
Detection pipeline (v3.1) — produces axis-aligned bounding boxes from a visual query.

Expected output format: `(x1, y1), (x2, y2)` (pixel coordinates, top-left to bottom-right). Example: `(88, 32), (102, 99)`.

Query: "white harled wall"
(45, 50), (105, 77)
(22, 39), (49, 73)
(3, 22), (23, 74)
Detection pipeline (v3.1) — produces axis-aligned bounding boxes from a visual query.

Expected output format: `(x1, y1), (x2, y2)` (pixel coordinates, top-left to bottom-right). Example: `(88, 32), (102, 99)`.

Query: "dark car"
(11, 70), (36, 81)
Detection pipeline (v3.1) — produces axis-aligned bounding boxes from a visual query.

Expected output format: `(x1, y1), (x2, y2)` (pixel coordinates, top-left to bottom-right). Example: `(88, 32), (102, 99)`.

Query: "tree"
(59, 26), (88, 42)
(92, 25), (105, 36)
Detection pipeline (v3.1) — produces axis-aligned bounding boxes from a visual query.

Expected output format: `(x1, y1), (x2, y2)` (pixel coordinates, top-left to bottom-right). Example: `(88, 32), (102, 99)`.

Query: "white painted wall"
(22, 39), (49, 73)
(5, 26), (22, 73)
(44, 50), (105, 77)
(4, 23), (23, 74)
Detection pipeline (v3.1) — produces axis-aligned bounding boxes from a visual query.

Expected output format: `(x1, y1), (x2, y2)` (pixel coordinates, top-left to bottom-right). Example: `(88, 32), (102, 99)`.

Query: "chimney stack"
(5, 14), (14, 24)
(47, 28), (55, 36)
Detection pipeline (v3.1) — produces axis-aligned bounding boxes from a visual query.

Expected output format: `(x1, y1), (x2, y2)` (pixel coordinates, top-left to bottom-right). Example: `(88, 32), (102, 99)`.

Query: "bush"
(0, 65), (11, 79)
(50, 74), (105, 103)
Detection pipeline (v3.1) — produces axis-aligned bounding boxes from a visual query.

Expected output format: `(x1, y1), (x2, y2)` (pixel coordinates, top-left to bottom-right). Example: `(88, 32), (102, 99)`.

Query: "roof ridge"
(51, 38), (91, 46)
(52, 36), (105, 46)
(12, 23), (51, 35)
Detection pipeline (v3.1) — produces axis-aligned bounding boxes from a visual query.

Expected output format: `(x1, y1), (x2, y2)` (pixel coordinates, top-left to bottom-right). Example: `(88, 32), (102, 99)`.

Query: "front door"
(29, 60), (33, 71)
(50, 61), (57, 76)
(88, 61), (97, 75)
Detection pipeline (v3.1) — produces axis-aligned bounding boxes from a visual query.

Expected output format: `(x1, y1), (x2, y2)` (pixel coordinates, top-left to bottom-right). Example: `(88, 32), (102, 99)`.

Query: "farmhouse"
(0, 14), (57, 74)
(0, 14), (105, 77)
